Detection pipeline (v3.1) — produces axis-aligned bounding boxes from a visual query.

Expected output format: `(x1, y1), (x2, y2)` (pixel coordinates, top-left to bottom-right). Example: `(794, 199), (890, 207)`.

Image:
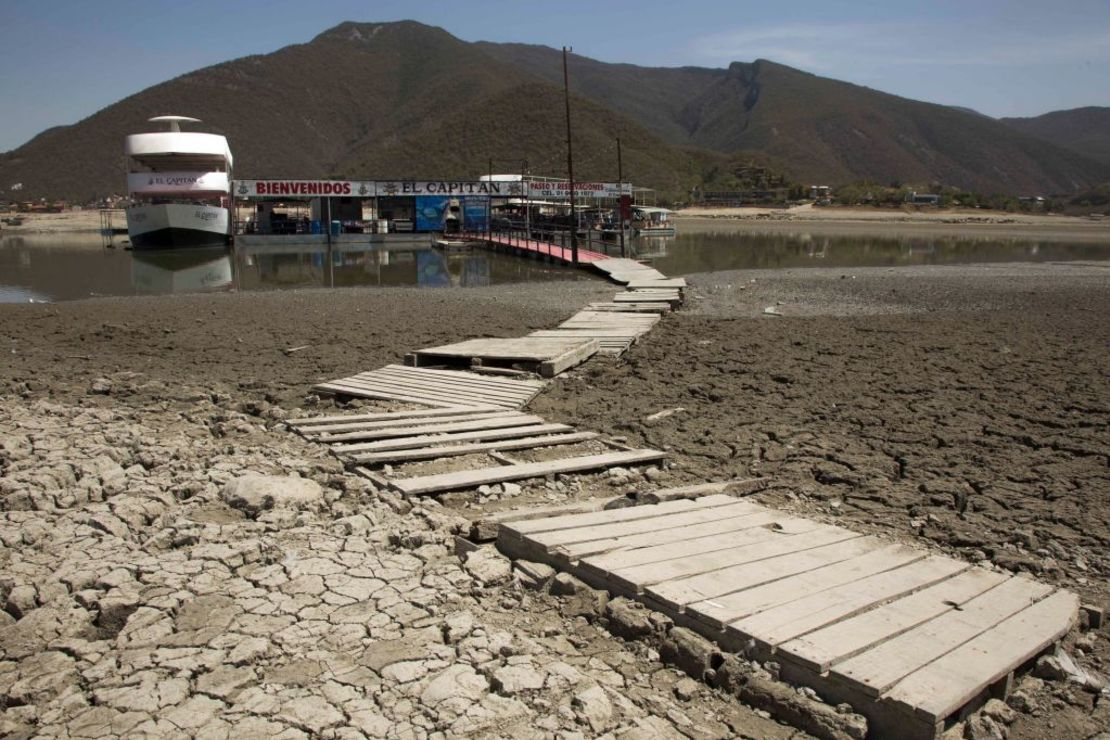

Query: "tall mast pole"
(563, 46), (578, 266)
(617, 137), (626, 258)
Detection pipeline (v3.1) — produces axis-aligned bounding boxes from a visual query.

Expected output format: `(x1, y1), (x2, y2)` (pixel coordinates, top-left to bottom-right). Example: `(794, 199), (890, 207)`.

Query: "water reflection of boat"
(633, 235), (671, 259)
(131, 248), (233, 294)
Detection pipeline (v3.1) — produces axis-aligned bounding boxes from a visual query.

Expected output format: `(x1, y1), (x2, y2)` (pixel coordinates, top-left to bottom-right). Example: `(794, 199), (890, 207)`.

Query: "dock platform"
(408, 336), (600, 377)
(481, 233), (609, 265)
(498, 494), (1078, 740)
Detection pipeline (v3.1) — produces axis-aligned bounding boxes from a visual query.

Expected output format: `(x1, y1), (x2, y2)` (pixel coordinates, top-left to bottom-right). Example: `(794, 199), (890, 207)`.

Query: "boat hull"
(126, 203), (230, 250)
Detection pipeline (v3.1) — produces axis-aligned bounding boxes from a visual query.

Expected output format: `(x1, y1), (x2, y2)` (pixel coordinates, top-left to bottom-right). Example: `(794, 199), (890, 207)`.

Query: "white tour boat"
(124, 116), (233, 249)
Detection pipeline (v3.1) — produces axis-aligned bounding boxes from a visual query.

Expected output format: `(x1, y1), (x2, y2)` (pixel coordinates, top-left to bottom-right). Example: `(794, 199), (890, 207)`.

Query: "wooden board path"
(312, 364), (546, 409)
(498, 495), (1077, 740)
(409, 337), (600, 378)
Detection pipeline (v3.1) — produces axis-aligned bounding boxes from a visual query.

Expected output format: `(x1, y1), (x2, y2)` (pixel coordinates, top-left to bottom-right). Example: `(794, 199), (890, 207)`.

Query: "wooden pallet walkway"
(311, 364), (547, 409)
(498, 495), (1078, 740)
(408, 337), (599, 377)
(289, 405), (666, 494)
(525, 308), (662, 356)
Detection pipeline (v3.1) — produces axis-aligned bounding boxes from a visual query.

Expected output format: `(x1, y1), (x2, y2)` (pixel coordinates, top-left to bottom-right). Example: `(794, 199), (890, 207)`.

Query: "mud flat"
(1, 264), (1108, 738)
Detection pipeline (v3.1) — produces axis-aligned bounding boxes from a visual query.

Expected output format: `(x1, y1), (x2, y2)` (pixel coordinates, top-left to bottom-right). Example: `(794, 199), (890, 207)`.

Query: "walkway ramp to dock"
(497, 495), (1078, 740)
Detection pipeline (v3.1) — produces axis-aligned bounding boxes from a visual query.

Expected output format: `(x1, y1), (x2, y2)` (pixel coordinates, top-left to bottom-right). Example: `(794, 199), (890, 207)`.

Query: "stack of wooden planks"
(312, 364), (547, 409)
(498, 494), (1078, 740)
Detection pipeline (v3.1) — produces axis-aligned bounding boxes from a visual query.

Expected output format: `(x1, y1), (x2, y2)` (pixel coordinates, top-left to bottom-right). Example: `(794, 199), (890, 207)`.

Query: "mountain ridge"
(1, 20), (1106, 202)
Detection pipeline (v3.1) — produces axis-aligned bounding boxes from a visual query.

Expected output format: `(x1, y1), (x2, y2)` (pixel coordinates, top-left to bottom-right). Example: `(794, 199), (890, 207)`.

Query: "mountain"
(1001, 107), (1110, 166)
(477, 46), (1108, 195)
(1, 20), (1107, 202)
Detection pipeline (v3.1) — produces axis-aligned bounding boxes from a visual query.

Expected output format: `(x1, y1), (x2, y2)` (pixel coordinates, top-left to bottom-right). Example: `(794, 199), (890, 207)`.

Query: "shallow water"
(635, 229), (1110, 275)
(0, 236), (588, 303)
(3, 229), (1109, 302)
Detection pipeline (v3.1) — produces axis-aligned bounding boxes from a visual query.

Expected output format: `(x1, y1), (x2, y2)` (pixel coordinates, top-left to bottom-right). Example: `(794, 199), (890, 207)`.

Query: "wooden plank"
(340, 373), (534, 404)
(883, 589), (1078, 722)
(337, 423), (576, 454)
(612, 526), (862, 593)
(780, 568), (1011, 673)
(341, 369), (539, 398)
(375, 364), (546, 390)
(296, 410), (522, 436)
(831, 576), (1055, 697)
(574, 511), (818, 567)
(288, 405), (498, 427)
(539, 339), (600, 377)
(312, 381), (460, 408)
(561, 509), (804, 562)
(686, 544), (929, 630)
(586, 303), (671, 313)
(532, 499), (766, 551)
(372, 366), (546, 394)
(349, 431), (599, 464)
(314, 378), (524, 408)
(508, 494), (736, 536)
(415, 337), (599, 363)
(530, 330), (644, 339)
(320, 414), (545, 442)
(390, 449), (667, 495)
(625, 278), (687, 289)
(642, 535), (878, 610)
(727, 555), (970, 647)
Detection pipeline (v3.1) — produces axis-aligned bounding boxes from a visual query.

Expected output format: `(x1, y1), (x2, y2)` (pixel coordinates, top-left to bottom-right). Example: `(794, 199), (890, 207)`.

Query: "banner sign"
(235, 180), (374, 198)
(525, 181), (631, 199)
(129, 171), (229, 194)
(376, 181), (511, 196)
(234, 180), (519, 198)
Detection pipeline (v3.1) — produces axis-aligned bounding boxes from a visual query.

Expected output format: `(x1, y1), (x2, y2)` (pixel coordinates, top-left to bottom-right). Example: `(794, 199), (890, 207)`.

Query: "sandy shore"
(1, 265), (1108, 738)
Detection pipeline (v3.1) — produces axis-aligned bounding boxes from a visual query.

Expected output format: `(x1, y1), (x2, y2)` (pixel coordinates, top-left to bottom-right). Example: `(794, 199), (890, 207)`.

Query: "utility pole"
(487, 157), (493, 237)
(562, 46), (578, 265)
(617, 137), (626, 258)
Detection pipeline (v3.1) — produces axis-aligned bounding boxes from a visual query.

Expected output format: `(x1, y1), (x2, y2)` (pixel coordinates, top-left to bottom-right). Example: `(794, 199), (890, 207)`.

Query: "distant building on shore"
(906, 191), (940, 205)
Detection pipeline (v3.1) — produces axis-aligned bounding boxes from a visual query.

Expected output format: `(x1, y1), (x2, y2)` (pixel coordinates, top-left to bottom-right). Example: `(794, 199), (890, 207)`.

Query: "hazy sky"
(1, 0), (1108, 151)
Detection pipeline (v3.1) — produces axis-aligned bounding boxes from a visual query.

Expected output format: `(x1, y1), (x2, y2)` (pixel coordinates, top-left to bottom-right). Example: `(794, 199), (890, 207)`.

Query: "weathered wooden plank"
(538, 339), (601, 377)
(686, 544), (929, 630)
(642, 535), (878, 610)
(882, 589), (1078, 722)
(561, 509), (801, 563)
(585, 302), (671, 313)
(320, 414), (545, 442)
(415, 337), (599, 363)
(288, 405), (499, 427)
(609, 526), (862, 595)
(349, 431), (598, 464)
(507, 494), (736, 536)
(576, 514), (825, 589)
(337, 423), (575, 454)
(337, 374), (533, 404)
(727, 555), (970, 648)
(372, 366), (545, 395)
(296, 410), (521, 436)
(625, 278), (687, 289)
(831, 576), (1055, 697)
(780, 567), (1010, 673)
(390, 449), (666, 495)
(531, 499), (765, 550)
(312, 381), (461, 408)
(375, 364), (546, 390)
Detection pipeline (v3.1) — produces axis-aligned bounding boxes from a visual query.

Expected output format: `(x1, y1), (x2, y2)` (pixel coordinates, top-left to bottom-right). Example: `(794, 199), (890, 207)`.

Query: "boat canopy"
(125, 132), (233, 171)
(632, 206), (674, 215)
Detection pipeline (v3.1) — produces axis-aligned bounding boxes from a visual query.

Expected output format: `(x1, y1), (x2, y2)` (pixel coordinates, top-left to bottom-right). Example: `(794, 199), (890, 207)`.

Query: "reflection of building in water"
(130, 249), (233, 294)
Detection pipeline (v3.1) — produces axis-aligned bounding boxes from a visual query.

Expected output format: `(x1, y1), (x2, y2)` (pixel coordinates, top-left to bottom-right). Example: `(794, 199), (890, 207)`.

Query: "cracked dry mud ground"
(1, 263), (1109, 738)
